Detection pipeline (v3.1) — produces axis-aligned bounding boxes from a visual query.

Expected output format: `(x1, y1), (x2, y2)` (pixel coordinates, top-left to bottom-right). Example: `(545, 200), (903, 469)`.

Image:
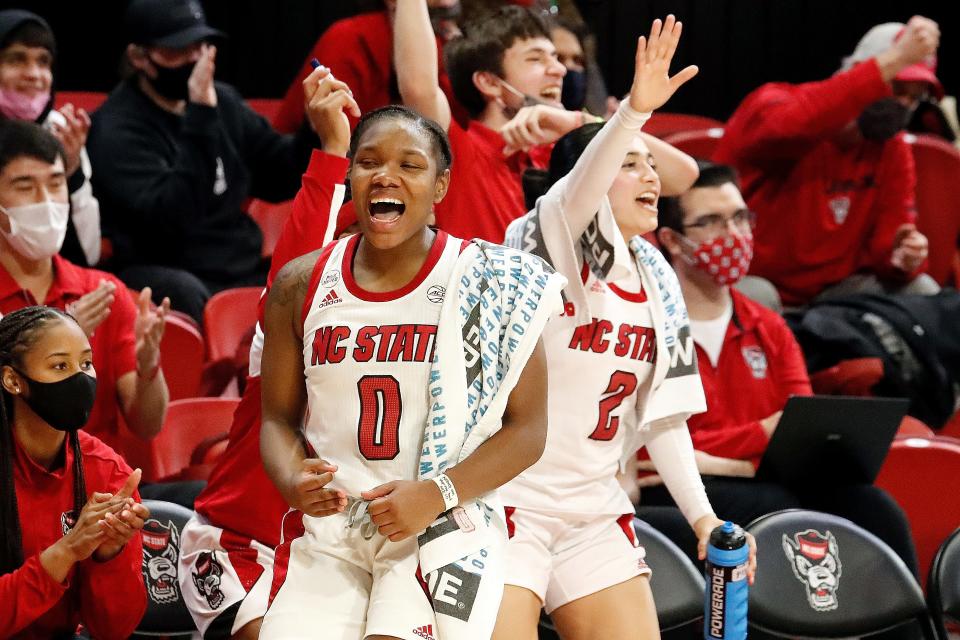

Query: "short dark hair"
(445, 5), (553, 118)
(0, 119), (65, 176)
(522, 121), (603, 209)
(349, 105), (453, 173)
(0, 12), (56, 57)
(658, 161), (741, 235)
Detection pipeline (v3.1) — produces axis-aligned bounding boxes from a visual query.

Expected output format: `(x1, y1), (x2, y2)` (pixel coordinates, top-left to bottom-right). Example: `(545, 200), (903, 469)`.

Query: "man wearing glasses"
(715, 16), (942, 308)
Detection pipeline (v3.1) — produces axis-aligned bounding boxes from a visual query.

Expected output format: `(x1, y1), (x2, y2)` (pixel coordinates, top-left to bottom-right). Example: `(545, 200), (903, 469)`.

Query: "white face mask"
(0, 200), (70, 260)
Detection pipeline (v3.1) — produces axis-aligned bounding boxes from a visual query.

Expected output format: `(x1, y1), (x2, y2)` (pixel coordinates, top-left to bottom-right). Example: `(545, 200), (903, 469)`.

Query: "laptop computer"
(754, 395), (910, 488)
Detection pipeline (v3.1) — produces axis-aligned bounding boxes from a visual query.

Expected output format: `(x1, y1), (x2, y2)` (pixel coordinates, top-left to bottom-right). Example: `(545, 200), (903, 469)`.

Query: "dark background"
(9, 0), (956, 121)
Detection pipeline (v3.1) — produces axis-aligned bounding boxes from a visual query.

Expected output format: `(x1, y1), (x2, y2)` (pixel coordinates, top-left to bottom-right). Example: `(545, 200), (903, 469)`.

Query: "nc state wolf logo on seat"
(141, 518), (182, 605)
(782, 529), (842, 612)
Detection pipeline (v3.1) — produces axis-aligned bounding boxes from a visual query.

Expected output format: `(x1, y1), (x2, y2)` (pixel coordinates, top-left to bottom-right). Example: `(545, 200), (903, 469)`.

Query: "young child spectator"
(0, 120), (170, 476)
(643, 162), (918, 574)
(0, 9), (101, 267)
(0, 306), (149, 640)
(395, 0), (584, 241)
(87, 0), (326, 323)
(715, 16), (942, 308)
(273, 0), (462, 135)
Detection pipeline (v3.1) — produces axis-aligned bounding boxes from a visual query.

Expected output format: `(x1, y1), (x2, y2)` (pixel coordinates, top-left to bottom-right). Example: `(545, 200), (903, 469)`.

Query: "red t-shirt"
(435, 119), (550, 242)
(714, 60), (923, 306)
(194, 150), (350, 546)
(0, 255), (138, 453)
(0, 431), (145, 639)
(273, 11), (461, 134)
(687, 290), (812, 468)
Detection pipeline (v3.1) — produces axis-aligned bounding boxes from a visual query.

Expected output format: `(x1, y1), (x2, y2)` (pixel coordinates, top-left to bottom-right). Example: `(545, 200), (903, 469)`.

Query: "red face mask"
(682, 233), (753, 286)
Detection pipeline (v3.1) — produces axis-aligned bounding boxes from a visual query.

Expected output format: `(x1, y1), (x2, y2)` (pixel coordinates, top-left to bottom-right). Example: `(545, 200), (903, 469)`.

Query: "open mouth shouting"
(635, 190), (658, 213)
(539, 85), (562, 104)
(367, 197), (407, 229)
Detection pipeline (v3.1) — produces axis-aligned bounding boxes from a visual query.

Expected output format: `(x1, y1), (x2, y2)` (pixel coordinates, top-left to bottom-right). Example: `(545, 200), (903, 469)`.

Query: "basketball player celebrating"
(501, 17), (756, 638)
(257, 102), (565, 638)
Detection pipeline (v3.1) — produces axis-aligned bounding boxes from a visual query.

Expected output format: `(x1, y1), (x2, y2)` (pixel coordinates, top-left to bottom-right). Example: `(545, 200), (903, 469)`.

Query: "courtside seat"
(928, 527), (960, 640)
(746, 509), (936, 639)
(645, 112), (724, 138)
(147, 397), (239, 483)
(905, 134), (960, 286)
(663, 128), (724, 161)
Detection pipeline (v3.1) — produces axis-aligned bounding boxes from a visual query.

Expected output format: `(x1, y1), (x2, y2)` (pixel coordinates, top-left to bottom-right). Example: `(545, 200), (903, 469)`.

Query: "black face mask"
(18, 370), (97, 432)
(857, 98), (911, 142)
(561, 69), (587, 111)
(145, 60), (196, 102)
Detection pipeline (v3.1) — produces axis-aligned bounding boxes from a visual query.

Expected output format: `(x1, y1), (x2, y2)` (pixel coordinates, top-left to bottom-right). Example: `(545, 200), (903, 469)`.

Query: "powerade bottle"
(704, 521), (749, 640)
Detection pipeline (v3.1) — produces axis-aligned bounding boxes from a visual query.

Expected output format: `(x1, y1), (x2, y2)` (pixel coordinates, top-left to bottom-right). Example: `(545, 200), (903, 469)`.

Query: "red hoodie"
(715, 60), (923, 306)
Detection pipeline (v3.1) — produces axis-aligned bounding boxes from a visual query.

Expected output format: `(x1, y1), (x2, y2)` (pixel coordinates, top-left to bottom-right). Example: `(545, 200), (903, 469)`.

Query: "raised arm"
(394, 0), (452, 130)
(555, 15), (698, 239)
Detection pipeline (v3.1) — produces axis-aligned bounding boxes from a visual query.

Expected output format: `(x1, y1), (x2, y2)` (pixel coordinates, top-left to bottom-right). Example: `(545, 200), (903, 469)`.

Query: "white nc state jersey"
(301, 231), (463, 497)
(500, 261), (656, 516)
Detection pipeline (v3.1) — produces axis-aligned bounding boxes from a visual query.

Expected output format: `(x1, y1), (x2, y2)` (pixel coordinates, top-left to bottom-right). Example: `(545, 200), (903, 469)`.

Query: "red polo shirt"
(688, 290), (812, 468)
(0, 255), (138, 453)
(0, 431), (145, 639)
(435, 119), (551, 242)
(273, 10), (461, 134)
(715, 60), (923, 305)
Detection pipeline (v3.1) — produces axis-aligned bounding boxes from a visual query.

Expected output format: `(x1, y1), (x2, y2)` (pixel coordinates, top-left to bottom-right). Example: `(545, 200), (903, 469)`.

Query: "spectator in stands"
(639, 162), (918, 573)
(0, 120), (170, 475)
(0, 9), (101, 267)
(273, 0), (462, 135)
(395, 0), (585, 241)
(715, 16), (942, 308)
(0, 305), (148, 640)
(550, 14), (616, 118)
(88, 0), (324, 323)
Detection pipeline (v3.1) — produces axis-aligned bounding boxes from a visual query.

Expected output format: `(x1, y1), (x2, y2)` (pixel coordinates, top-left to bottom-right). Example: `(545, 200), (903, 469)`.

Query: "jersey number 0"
(357, 375), (402, 460)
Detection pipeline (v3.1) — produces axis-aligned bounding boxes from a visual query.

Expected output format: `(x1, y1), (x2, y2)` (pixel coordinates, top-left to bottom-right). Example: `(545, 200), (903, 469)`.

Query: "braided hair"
(349, 105), (453, 173)
(0, 306), (86, 576)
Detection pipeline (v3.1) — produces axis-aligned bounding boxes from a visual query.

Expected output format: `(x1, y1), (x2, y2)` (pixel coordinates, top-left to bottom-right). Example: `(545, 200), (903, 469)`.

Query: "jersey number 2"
(588, 370), (638, 441)
(357, 375), (402, 460)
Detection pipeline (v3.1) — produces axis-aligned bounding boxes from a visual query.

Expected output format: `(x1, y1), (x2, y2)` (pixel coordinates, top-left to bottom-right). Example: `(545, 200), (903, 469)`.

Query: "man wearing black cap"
(0, 9), (101, 268)
(88, 0), (322, 322)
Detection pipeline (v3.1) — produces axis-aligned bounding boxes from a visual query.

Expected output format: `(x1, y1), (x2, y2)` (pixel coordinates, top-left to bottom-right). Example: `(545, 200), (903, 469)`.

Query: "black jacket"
(88, 78), (315, 282)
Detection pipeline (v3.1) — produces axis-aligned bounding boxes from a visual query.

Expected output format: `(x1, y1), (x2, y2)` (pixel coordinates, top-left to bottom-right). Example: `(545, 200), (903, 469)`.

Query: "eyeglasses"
(683, 209), (756, 235)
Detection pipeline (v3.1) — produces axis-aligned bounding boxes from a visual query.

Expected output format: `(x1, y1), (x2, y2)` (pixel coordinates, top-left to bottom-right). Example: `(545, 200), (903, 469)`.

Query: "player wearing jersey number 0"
(259, 94), (560, 636)
(499, 17), (757, 639)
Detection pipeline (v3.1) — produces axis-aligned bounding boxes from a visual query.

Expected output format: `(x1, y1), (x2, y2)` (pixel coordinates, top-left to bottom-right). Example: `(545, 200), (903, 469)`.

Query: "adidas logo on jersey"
(317, 289), (342, 310)
(412, 624), (435, 639)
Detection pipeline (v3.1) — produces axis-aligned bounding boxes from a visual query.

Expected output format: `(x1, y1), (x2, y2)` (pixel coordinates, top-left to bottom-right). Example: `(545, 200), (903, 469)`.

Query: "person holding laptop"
(637, 161), (918, 574)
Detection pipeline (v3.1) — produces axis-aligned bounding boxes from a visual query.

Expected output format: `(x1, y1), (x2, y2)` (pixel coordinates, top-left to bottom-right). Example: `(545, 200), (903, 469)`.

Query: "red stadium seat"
(898, 415), (936, 439)
(53, 90), (107, 113)
(906, 134), (960, 286)
(148, 397), (239, 482)
(247, 97), (282, 122)
(941, 411), (960, 440)
(160, 313), (205, 400)
(644, 112), (724, 139)
(203, 286), (262, 363)
(663, 128), (724, 161)
(248, 198), (293, 257)
(876, 436), (960, 588)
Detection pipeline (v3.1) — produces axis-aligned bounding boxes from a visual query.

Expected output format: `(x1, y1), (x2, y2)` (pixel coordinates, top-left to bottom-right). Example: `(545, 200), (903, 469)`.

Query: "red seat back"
(149, 397), (240, 482)
(876, 436), (960, 587)
(663, 128), (724, 161)
(248, 198), (293, 257)
(246, 98), (282, 122)
(203, 286), (263, 363)
(53, 91), (108, 113)
(644, 112), (724, 139)
(906, 134), (960, 286)
(898, 415), (936, 439)
(159, 313), (205, 400)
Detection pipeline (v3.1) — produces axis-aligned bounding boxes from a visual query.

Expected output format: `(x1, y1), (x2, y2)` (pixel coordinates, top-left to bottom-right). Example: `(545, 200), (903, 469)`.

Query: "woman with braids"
(258, 87), (565, 636)
(0, 306), (149, 639)
(499, 18), (755, 638)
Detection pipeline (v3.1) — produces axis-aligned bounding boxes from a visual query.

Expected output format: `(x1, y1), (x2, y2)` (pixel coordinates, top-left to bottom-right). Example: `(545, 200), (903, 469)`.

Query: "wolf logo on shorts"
(142, 518), (181, 604)
(192, 551), (226, 610)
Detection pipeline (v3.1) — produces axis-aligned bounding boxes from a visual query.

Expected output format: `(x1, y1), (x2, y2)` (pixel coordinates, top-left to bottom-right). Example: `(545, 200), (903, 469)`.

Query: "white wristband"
(431, 474), (459, 512)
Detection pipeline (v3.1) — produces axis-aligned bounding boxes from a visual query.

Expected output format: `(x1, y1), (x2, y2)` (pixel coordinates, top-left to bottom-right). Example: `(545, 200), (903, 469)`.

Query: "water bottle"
(704, 521), (749, 640)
